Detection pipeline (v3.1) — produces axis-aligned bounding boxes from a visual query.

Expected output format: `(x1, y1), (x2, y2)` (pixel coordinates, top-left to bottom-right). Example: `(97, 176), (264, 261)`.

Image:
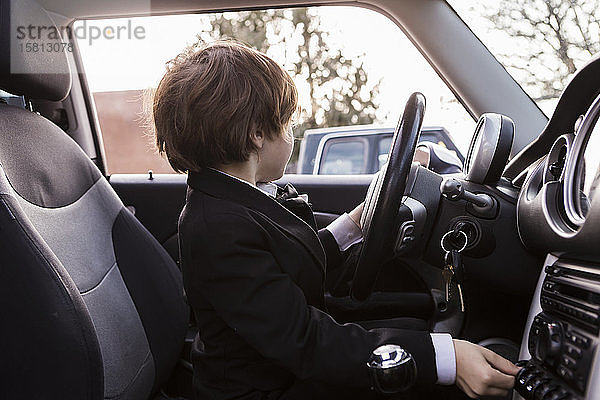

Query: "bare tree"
(287, 9), (379, 131)
(484, 0), (600, 101)
(196, 8), (380, 163)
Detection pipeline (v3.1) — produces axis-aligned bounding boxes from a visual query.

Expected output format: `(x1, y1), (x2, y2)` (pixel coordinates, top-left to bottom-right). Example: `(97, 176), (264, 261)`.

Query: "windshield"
(448, 0), (600, 116)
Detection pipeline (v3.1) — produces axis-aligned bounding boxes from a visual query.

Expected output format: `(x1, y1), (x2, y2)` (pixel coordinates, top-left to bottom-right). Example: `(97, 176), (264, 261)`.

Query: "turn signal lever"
(440, 178), (497, 218)
(440, 178), (491, 207)
(367, 345), (417, 394)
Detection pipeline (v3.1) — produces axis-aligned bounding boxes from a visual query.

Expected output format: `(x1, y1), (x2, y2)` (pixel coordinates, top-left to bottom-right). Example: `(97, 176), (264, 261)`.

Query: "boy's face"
(256, 126), (294, 182)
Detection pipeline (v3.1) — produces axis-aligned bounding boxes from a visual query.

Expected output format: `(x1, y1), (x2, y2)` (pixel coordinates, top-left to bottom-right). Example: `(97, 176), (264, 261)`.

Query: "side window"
(377, 136), (392, 170)
(319, 139), (367, 175)
(75, 6), (475, 175)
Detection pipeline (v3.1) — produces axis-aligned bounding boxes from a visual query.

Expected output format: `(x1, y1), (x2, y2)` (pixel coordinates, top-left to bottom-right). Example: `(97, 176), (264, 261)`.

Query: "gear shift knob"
(367, 344), (417, 394)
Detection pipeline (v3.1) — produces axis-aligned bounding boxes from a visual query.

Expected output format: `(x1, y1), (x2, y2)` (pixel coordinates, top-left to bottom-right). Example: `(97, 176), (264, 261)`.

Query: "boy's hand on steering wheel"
(454, 339), (520, 398)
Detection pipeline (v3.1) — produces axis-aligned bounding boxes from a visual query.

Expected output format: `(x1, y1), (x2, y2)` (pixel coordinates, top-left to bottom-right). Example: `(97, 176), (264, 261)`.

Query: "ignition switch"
(452, 220), (480, 250)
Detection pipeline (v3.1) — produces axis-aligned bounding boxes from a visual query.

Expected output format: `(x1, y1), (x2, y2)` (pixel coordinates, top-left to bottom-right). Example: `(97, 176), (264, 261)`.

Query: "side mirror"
(367, 344), (417, 394)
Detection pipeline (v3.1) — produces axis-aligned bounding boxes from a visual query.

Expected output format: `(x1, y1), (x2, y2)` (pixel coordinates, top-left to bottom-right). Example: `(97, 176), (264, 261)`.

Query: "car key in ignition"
(441, 229), (468, 312)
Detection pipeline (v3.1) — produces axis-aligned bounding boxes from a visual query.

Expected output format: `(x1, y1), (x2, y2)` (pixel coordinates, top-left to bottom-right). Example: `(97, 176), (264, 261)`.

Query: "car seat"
(0, 0), (189, 398)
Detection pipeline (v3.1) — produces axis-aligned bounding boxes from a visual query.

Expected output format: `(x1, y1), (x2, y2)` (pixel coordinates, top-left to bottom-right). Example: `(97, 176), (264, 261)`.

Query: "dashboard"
(518, 92), (600, 251)
(513, 55), (600, 400)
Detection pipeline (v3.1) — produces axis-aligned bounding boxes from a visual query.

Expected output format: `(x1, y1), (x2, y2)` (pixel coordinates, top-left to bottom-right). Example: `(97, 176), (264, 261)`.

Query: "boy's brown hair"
(152, 40), (298, 173)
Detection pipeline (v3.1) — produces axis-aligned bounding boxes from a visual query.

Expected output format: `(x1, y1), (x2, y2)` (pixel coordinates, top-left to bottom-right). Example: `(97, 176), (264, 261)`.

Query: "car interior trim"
(563, 93), (600, 228)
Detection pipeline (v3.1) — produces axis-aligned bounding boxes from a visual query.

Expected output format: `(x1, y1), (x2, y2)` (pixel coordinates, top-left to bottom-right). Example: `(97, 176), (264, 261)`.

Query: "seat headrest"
(0, 0), (72, 101)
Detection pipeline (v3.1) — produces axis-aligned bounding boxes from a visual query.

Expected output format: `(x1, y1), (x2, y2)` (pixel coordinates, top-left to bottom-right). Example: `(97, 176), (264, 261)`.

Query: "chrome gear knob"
(367, 344), (417, 394)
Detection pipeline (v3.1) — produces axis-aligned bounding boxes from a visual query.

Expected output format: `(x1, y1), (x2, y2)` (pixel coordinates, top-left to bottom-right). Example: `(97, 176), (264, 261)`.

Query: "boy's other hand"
(454, 339), (520, 398)
(348, 202), (364, 228)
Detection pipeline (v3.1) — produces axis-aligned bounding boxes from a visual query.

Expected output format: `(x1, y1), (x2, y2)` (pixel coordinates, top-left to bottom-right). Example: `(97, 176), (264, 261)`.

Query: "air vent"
(548, 145), (567, 181)
(544, 134), (574, 184)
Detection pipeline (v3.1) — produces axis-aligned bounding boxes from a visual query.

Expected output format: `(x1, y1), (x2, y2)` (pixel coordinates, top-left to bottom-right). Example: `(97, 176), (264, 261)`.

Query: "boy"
(153, 40), (518, 399)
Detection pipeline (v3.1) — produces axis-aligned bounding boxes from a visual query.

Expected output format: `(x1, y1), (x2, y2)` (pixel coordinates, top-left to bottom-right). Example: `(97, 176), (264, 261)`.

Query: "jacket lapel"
(187, 169), (327, 272)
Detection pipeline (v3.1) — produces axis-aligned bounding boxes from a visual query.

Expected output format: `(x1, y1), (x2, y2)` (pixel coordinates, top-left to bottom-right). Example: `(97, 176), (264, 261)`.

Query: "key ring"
(440, 230), (468, 253)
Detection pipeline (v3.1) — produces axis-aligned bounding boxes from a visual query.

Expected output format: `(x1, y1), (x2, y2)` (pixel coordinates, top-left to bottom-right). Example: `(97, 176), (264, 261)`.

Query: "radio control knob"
(536, 322), (563, 364)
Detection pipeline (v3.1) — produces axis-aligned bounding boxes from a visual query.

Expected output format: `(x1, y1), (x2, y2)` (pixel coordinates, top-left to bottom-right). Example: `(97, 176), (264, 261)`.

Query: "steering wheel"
(351, 92), (426, 301)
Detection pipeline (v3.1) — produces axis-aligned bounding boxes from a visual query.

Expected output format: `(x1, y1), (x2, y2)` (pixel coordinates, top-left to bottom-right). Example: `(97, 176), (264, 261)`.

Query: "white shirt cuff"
(324, 212), (363, 252)
(430, 333), (456, 385)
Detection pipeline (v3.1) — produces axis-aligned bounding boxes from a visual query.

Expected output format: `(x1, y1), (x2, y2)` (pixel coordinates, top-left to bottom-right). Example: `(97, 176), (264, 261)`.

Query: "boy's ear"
(249, 127), (265, 149)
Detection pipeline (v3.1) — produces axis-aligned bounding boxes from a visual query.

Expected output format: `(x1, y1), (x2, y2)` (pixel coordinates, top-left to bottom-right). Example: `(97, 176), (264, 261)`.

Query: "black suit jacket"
(178, 168), (436, 399)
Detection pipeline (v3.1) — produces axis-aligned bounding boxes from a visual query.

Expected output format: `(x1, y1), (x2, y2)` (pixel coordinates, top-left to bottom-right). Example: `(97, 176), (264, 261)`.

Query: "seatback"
(0, 165), (105, 399)
(0, 1), (189, 399)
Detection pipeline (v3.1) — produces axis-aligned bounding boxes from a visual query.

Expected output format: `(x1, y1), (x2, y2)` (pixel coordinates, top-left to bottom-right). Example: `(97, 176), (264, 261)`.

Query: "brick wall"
(93, 90), (175, 174)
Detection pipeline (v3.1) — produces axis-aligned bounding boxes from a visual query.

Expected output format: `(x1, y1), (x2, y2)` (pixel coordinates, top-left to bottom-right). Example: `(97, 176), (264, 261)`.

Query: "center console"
(514, 256), (600, 400)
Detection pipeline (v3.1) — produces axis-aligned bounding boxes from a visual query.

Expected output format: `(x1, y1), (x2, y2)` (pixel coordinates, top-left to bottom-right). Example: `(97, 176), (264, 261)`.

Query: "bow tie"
(274, 183), (317, 232)
(276, 183), (305, 202)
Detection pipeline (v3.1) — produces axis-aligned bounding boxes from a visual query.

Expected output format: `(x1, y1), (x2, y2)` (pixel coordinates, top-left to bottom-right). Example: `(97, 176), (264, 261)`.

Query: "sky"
(75, 6), (491, 154)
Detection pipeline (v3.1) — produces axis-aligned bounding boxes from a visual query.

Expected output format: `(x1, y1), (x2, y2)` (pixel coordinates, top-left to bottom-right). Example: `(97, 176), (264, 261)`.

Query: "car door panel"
(109, 174), (187, 262)
(109, 173), (373, 260)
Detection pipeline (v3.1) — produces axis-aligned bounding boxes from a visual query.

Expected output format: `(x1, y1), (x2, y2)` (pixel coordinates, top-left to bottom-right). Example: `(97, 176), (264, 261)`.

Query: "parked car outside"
(296, 124), (464, 174)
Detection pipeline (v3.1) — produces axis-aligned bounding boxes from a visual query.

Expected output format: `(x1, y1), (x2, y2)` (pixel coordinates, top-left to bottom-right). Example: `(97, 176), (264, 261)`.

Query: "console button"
(529, 324), (541, 354)
(566, 332), (590, 349)
(575, 334), (590, 349)
(395, 221), (416, 252)
(545, 266), (561, 276)
(515, 367), (539, 398)
(536, 322), (564, 364)
(514, 361), (530, 382)
(560, 355), (576, 370)
(565, 345), (582, 360)
(557, 365), (573, 380)
(518, 369), (536, 386)
(526, 376), (545, 393)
